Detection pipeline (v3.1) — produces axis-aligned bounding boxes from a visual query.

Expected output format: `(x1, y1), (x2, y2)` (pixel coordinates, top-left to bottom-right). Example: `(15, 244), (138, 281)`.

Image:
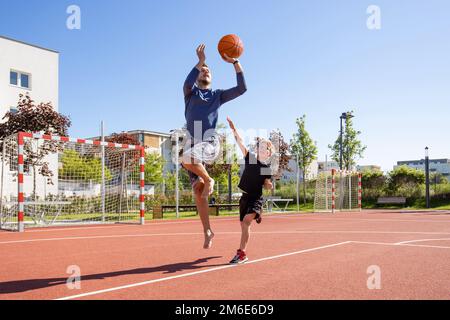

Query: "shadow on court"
(0, 256), (225, 294)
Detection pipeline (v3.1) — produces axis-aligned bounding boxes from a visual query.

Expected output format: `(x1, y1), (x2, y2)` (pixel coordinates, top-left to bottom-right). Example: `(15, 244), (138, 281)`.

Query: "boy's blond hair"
(256, 137), (275, 156)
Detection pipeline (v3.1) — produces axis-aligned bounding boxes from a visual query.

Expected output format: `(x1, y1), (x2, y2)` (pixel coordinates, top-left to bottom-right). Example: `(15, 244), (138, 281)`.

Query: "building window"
(10, 71), (18, 85)
(10, 70), (31, 89)
(20, 73), (30, 88)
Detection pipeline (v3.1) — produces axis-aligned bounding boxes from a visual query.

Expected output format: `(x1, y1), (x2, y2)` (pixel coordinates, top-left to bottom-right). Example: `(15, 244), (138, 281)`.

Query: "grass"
(153, 202), (314, 220)
(15, 198), (449, 226)
(363, 197), (450, 211)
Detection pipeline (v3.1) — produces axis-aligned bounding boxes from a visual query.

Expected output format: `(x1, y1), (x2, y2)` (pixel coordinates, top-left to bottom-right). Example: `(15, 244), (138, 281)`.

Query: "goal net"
(0, 132), (145, 232)
(314, 169), (361, 213)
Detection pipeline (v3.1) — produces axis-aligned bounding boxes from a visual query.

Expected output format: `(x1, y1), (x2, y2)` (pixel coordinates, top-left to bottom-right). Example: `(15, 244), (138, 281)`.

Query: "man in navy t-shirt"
(181, 44), (247, 249)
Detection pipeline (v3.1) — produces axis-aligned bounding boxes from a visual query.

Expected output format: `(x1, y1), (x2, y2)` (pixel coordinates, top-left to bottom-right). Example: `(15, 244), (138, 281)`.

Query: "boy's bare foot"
(203, 230), (215, 249)
(201, 178), (215, 198)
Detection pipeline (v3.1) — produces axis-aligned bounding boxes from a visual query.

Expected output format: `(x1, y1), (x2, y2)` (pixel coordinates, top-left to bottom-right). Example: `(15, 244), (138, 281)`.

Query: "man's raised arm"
(220, 54), (247, 104)
(183, 44), (206, 97)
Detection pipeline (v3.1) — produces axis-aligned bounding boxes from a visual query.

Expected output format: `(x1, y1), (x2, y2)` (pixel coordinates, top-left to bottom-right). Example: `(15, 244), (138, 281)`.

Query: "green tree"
(361, 169), (386, 199)
(269, 129), (291, 180)
(144, 153), (164, 184)
(387, 165), (425, 196)
(59, 149), (112, 183)
(290, 115), (318, 205)
(328, 111), (366, 170)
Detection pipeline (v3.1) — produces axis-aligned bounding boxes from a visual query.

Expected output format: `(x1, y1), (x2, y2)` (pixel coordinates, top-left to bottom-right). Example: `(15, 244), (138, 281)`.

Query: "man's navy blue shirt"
(183, 67), (247, 139)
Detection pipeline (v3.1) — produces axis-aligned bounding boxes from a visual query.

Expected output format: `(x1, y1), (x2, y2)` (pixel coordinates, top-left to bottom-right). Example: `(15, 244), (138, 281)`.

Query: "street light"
(170, 130), (181, 218)
(339, 112), (354, 170)
(287, 151), (300, 212)
(338, 112), (354, 212)
(425, 147), (430, 209)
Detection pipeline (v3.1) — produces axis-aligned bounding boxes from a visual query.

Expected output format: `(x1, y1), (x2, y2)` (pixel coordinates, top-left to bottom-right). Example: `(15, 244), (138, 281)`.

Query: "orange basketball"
(218, 34), (244, 60)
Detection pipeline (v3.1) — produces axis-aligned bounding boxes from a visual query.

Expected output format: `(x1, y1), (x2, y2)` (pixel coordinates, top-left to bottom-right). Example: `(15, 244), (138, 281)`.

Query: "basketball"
(218, 34), (244, 60)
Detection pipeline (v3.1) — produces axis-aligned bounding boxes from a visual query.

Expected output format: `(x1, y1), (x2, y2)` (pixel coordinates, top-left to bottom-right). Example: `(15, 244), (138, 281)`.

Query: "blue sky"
(1, 0), (449, 171)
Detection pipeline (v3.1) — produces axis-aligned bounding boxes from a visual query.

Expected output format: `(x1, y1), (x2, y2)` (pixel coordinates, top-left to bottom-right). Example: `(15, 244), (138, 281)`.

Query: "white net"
(313, 172), (333, 212)
(314, 170), (361, 213)
(0, 134), (144, 231)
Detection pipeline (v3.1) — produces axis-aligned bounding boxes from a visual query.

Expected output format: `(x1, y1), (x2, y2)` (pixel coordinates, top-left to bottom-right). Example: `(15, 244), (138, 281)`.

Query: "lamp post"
(425, 147), (430, 209)
(228, 164), (232, 208)
(338, 112), (354, 211)
(339, 112), (354, 170)
(170, 130), (180, 218)
(296, 152), (300, 212)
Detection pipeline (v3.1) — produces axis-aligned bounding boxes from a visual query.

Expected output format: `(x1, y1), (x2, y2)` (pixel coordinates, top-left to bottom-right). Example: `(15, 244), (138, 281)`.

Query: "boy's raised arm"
(227, 117), (248, 157)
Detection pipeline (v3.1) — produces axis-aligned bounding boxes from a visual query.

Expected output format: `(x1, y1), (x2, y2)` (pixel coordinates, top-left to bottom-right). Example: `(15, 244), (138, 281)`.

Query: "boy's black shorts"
(239, 193), (264, 222)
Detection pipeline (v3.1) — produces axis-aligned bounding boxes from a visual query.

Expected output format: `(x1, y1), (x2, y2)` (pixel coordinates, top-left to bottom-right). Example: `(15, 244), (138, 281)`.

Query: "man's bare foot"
(201, 178), (215, 198)
(203, 230), (215, 249)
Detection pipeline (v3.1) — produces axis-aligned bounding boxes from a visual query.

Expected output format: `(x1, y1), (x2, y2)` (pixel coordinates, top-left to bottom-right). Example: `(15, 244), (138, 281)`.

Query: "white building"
(127, 130), (173, 173)
(356, 165), (382, 172)
(317, 160), (340, 173)
(395, 159), (450, 180)
(280, 159), (318, 182)
(90, 130), (174, 174)
(0, 35), (59, 199)
(0, 35), (58, 117)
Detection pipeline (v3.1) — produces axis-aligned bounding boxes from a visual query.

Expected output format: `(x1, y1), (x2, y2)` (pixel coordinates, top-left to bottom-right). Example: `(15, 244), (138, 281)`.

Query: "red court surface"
(1, 209), (450, 300)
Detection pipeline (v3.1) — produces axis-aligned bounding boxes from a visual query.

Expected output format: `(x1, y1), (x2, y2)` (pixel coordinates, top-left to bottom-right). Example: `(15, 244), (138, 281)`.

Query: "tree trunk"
(303, 172), (307, 205)
(33, 165), (37, 201)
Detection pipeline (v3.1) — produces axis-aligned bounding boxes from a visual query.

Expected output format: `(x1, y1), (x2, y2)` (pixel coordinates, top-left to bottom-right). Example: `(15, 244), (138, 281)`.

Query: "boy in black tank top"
(227, 117), (274, 264)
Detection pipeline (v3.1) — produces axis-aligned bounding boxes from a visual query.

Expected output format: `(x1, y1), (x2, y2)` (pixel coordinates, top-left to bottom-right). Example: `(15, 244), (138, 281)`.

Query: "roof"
(397, 159), (450, 164)
(127, 130), (171, 138)
(87, 129), (171, 141)
(0, 35), (59, 54)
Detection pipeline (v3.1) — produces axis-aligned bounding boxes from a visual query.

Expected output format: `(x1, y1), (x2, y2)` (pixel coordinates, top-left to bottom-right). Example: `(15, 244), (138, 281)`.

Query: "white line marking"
(397, 244), (450, 249)
(4, 230), (450, 245)
(0, 232), (208, 244)
(349, 241), (450, 249)
(55, 241), (351, 300)
(0, 217), (239, 235)
(268, 215), (450, 224)
(395, 238), (450, 245)
(2, 212), (450, 235)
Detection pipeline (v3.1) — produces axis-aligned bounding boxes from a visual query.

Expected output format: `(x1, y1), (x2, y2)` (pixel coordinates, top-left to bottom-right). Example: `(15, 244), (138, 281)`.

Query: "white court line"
(0, 217), (239, 234)
(0, 216), (248, 236)
(0, 232), (210, 245)
(267, 215), (450, 224)
(4, 230), (450, 245)
(349, 240), (450, 249)
(55, 241), (351, 300)
(395, 238), (450, 245)
(2, 213), (450, 236)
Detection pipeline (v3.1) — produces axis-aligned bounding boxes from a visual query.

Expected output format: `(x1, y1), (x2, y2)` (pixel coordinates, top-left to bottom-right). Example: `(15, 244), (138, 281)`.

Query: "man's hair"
(202, 63), (209, 68)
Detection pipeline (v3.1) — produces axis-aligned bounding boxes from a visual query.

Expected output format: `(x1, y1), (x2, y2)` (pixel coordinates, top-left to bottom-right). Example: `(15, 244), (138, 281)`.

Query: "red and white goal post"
(314, 169), (362, 213)
(0, 132), (145, 232)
